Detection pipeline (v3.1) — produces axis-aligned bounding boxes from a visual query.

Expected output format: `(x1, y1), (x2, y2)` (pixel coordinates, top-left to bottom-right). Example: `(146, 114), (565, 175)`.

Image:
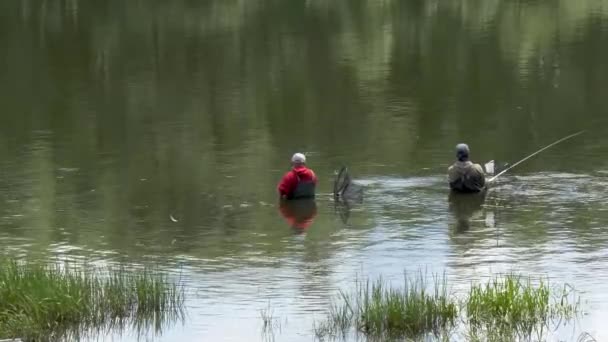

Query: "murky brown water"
(2, 1), (608, 341)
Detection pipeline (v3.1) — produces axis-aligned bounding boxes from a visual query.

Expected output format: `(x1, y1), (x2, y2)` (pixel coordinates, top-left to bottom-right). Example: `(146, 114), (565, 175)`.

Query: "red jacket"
(277, 166), (318, 198)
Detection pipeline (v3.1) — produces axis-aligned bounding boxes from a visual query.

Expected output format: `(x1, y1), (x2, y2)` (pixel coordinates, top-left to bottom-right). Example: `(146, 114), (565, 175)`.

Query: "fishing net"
(333, 166), (350, 196)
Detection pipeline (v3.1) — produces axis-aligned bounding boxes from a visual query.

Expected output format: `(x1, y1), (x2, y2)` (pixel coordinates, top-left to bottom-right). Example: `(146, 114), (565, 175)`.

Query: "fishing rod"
(487, 130), (585, 183)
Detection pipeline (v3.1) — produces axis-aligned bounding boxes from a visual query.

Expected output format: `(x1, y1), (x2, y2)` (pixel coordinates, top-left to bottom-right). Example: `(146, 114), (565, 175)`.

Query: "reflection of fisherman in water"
(448, 191), (487, 233)
(279, 199), (318, 231)
(448, 144), (487, 193)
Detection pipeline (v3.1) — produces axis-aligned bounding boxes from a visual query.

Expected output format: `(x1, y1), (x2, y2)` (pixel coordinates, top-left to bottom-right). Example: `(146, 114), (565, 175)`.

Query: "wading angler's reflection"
(279, 199), (317, 232)
(448, 191), (499, 242)
(448, 191), (488, 233)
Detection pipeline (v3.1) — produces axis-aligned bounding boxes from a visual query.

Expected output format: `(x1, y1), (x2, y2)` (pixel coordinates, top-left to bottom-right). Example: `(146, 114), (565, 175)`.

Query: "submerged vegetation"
(315, 272), (580, 341)
(0, 258), (184, 340)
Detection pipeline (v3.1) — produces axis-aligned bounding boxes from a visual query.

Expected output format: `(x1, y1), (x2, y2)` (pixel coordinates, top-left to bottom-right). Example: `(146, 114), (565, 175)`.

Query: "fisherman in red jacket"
(277, 153), (318, 200)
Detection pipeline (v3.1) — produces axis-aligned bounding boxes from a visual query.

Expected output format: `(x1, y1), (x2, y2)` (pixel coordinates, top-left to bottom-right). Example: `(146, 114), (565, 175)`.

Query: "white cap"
(291, 153), (306, 163)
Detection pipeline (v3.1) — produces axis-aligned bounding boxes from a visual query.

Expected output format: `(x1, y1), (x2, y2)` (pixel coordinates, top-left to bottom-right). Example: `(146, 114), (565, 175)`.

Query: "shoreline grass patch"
(466, 274), (579, 337)
(315, 272), (581, 341)
(0, 258), (185, 340)
(316, 272), (458, 339)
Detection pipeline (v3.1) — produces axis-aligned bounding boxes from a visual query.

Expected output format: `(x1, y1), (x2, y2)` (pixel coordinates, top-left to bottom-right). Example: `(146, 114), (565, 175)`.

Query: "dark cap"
(456, 143), (470, 161)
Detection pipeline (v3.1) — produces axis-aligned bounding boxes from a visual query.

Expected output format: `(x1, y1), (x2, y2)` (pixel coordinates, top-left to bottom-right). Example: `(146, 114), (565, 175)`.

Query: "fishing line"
(488, 130), (585, 183)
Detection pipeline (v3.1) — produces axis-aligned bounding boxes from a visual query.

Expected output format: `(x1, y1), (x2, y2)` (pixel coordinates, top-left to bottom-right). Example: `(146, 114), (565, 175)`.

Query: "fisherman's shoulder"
(471, 163), (485, 174)
(450, 161), (472, 169)
(309, 168), (317, 179)
(294, 166), (315, 175)
(281, 169), (297, 179)
(304, 167), (318, 180)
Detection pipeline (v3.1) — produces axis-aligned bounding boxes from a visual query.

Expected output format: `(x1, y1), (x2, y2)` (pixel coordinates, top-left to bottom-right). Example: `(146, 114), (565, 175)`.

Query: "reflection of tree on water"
(278, 199), (317, 232)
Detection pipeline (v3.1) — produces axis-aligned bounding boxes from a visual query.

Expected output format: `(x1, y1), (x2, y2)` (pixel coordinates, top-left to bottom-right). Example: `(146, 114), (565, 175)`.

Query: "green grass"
(316, 272), (458, 339)
(0, 258), (185, 340)
(466, 274), (579, 337)
(315, 272), (581, 341)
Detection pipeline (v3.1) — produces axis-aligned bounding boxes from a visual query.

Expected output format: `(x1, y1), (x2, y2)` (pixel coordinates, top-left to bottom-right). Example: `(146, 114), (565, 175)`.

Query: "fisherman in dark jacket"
(448, 143), (486, 193)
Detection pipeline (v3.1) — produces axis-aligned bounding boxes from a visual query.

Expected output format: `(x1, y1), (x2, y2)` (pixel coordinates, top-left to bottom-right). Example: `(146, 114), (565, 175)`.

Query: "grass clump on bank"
(0, 258), (184, 340)
(315, 272), (458, 339)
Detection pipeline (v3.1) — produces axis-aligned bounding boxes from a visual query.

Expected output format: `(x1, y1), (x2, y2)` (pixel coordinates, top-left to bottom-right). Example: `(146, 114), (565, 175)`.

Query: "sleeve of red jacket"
(277, 171), (296, 196)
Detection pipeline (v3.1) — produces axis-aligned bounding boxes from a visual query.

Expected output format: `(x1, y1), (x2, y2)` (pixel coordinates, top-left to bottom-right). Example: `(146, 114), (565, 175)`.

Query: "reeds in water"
(316, 272), (458, 339)
(466, 274), (579, 337)
(316, 272), (581, 341)
(0, 258), (184, 340)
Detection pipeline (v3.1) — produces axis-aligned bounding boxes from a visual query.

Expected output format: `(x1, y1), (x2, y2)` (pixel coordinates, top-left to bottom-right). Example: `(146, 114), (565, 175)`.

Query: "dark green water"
(1, 1), (608, 341)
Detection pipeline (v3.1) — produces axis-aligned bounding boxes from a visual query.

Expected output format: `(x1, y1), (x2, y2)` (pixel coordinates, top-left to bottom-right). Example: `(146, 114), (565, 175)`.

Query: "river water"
(1, 1), (608, 341)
